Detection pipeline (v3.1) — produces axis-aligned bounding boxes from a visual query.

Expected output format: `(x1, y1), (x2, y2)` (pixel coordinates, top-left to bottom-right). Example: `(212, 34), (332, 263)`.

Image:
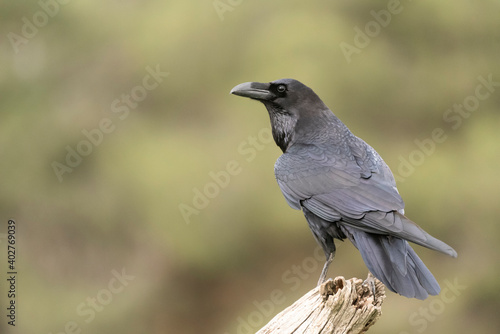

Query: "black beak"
(230, 82), (274, 101)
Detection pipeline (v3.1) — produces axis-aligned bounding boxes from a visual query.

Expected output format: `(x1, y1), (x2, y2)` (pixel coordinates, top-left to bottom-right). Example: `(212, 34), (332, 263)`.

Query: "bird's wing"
(275, 140), (404, 216)
(275, 141), (457, 258)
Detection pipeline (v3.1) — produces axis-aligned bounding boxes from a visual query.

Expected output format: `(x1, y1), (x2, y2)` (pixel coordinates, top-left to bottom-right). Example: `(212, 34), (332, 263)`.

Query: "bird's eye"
(277, 84), (286, 93)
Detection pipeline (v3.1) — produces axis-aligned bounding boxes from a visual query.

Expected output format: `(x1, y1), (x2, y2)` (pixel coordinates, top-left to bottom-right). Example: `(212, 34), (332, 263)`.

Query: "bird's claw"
(363, 274), (377, 302)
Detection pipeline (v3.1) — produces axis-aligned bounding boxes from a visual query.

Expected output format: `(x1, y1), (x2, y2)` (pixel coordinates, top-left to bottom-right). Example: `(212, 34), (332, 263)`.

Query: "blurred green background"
(1, 1), (499, 333)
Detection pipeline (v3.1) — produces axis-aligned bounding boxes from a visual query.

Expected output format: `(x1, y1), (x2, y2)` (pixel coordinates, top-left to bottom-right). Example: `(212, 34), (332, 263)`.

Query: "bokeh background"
(1, 1), (499, 333)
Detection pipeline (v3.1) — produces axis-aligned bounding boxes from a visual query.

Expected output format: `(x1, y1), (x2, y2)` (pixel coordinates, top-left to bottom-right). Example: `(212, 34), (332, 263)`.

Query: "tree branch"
(256, 274), (385, 334)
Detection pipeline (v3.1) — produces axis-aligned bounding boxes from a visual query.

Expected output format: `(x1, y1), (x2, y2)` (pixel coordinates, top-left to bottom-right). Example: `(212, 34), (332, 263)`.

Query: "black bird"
(230, 78), (457, 300)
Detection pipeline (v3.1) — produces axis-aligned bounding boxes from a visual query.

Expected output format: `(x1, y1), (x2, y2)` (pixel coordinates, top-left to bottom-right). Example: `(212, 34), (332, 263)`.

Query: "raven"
(230, 78), (457, 300)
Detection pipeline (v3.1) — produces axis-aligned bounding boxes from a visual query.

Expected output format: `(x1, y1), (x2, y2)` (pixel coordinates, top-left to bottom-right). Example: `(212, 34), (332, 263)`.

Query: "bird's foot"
(362, 273), (377, 303)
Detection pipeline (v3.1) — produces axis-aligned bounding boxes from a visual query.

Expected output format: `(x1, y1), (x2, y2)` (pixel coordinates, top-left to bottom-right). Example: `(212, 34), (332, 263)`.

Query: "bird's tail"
(343, 211), (458, 258)
(341, 225), (440, 300)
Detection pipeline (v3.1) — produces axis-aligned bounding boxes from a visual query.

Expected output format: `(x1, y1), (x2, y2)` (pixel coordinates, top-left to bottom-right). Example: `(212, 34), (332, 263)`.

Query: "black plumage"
(230, 78), (457, 300)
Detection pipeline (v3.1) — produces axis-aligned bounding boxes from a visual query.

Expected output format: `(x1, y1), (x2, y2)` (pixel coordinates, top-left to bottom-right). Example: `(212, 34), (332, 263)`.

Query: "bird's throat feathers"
(264, 101), (341, 153)
(263, 103), (297, 152)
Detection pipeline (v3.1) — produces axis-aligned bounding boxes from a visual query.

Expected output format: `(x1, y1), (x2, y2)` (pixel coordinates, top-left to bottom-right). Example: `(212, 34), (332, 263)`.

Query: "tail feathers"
(344, 211), (458, 258)
(342, 225), (440, 300)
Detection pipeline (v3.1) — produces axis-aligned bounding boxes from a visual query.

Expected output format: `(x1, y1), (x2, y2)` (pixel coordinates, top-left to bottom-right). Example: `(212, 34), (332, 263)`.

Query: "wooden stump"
(256, 274), (385, 334)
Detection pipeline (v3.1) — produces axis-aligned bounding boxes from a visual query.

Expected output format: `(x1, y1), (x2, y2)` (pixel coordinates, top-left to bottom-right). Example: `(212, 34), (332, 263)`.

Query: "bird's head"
(230, 78), (333, 152)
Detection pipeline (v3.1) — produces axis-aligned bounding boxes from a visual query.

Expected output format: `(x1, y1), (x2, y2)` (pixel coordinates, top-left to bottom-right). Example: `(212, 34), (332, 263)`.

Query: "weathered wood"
(256, 274), (385, 334)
